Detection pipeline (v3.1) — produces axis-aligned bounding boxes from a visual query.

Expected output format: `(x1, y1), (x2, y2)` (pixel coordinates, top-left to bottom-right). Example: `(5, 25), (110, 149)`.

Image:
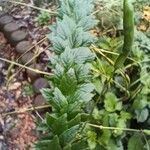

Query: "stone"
(0, 72), (4, 86)
(33, 95), (46, 107)
(3, 22), (19, 38)
(0, 11), (5, 17)
(0, 123), (3, 133)
(33, 78), (49, 93)
(10, 30), (28, 45)
(0, 15), (13, 29)
(16, 41), (32, 54)
(0, 32), (7, 48)
(0, 140), (8, 150)
(20, 52), (34, 65)
(26, 63), (44, 81)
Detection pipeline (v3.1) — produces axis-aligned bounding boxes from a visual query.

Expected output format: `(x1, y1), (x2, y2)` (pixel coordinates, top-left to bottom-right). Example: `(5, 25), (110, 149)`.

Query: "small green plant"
(22, 83), (34, 96)
(35, 11), (51, 25)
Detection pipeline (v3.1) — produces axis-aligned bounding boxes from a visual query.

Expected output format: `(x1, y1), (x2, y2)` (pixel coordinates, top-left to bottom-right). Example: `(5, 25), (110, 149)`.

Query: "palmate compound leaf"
(48, 15), (97, 54)
(78, 16), (98, 31)
(51, 46), (95, 71)
(59, 0), (94, 19)
(54, 68), (78, 96)
(41, 88), (68, 111)
(76, 83), (95, 102)
(59, 124), (80, 147)
(46, 113), (68, 135)
(54, 15), (76, 40)
(60, 47), (95, 67)
(68, 83), (95, 104)
(53, 88), (68, 108)
(67, 101), (83, 119)
(59, 0), (97, 31)
(68, 114), (81, 128)
(36, 135), (62, 150)
(74, 63), (91, 82)
(72, 47), (96, 64)
(50, 47), (95, 97)
(35, 135), (61, 150)
(63, 140), (88, 150)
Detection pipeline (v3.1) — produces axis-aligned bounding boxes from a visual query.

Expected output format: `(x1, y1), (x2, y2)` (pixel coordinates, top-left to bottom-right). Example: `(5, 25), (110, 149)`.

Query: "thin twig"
(0, 57), (53, 76)
(91, 44), (137, 63)
(91, 45), (114, 65)
(1, 105), (51, 117)
(9, 0), (58, 15)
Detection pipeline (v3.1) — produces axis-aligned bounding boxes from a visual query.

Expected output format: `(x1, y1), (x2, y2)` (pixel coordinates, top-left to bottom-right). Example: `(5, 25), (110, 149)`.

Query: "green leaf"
(53, 88), (68, 109)
(41, 88), (53, 102)
(76, 83), (95, 102)
(73, 47), (95, 63)
(98, 130), (111, 146)
(42, 87), (68, 111)
(93, 78), (102, 94)
(68, 114), (81, 128)
(59, 0), (97, 31)
(71, 140), (88, 150)
(98, 114), (111, 146)
(35, 140), (52, 150)
(114, 119), (126, 136)
(143, 130), (150, 135)
(107, 139), (123, 150)
(133, 95), (148, 110)
(47, 136), (62, 150)
(93, 108), (103, 120)
(67, 101), (83, 119)
(35, 136), (61, 150)
(87, 130), (97, 149)
(135, 108), (149, 123)
(50, 15), (96, 52)
(109, 113), (118, 126)
(104, 92), (122, 112)
(128, 133), (145, 150)
(46, 113), (57, 126)
(59, 125), (80, 146)
(120, 111), (132, 120)
(61, 71), (77, 96)
(63, 144), (72, 150)
(50, 114), (68, 135)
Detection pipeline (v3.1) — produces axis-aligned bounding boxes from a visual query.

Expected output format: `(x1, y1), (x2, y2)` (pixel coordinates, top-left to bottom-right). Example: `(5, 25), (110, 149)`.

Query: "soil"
(0, 1), (55, 149)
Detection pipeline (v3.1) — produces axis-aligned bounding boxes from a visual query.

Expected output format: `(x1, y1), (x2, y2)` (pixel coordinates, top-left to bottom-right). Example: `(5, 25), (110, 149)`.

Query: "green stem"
(114, 0), (134, 69)
(88, 123), (142, 133)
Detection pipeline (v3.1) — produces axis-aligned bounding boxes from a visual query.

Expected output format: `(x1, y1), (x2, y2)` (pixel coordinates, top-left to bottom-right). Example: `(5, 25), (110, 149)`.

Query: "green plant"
(22, 83), (34, 96)
(35, 11), (51, 25)
(35, 0), (150, 149)
(35, 0), (97, 149)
